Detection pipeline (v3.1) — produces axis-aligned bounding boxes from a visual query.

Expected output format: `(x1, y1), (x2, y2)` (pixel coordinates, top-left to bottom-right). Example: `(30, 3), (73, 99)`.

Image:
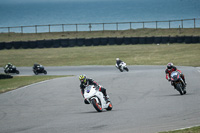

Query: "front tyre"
(91, 98), (103, 112)
(16, 70), (20, 74)
(106, 102), (113, 111)
(124, 67), (129, 72)
(176, 83), (183, 95)
(43, 70), (47, 75)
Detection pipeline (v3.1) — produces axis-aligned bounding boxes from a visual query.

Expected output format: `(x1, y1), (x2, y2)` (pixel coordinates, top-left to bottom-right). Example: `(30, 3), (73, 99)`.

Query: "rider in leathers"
(116, 58), (123, 68)
(165, 63), (186, 87)
(79, 75), (109, 104)
(5, 63), (13, 72)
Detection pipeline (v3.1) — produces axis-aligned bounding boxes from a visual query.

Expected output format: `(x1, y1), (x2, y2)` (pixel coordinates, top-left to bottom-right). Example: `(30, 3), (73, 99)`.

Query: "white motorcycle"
(116, 62), (129, 72)
(84, 85), (113, 112)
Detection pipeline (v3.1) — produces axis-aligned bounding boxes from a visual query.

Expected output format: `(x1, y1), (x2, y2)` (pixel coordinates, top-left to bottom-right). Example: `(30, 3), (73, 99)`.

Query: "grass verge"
(0, 44), (200, 67)
(1, 28), (200, 42)
(159, 126), (200, 133)
(0, 75), (72, 93)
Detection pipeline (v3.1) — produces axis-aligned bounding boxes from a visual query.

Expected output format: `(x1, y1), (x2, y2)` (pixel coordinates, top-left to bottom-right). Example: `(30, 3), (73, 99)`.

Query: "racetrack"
(0, 66), (200, 133)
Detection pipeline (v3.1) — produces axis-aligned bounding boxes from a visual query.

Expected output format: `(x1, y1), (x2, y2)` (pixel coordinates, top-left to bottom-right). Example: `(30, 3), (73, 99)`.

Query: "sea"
(0, 0), (200, 33)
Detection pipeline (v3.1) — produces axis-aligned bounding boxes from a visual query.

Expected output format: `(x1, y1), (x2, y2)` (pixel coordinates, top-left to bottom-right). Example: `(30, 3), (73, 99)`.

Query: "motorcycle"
(116, 62), (129, 72)
(33, 65), (47, 75)
(84, 85), (113, 112)
(4, 65), (20, 74)
(170, 71), (186, 95)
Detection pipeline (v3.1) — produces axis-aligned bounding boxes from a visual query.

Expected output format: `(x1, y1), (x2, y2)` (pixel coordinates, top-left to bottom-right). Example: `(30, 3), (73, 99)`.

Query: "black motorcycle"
(4, 65), (20, 74)
(170, 71), (186, 95)
(33, 65), (47, 75)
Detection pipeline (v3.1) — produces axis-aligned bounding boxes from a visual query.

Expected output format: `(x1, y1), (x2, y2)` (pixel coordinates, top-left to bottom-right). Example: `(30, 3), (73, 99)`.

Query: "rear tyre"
(92, 98), (103, 112)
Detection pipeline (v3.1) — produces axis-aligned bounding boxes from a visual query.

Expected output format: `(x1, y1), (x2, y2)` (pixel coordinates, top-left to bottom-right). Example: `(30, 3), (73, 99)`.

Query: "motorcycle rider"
(33, 63), (44, 70)
(5, 63), (13, 72)
(79, 75), (110, 104)
(165, 63), (186, 87)
(115, 58), (123, 69)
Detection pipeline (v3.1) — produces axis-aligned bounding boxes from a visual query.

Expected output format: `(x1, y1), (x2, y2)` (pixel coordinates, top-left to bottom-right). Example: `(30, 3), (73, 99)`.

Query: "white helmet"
(116, 58), (119, 61)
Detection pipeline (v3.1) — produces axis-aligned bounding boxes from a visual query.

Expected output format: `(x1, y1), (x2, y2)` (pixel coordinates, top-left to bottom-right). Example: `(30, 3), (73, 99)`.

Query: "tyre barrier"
(131, 37), (139, 44)
(100, 38), (108, 45)
(124, 37), (131, 44)
(92, 38), (100, 46)
(139, 37), (146, 44)
(85, 38), (93, 46)
(154, 37), (162, 44)
(0, 36), (200, 50)
(0, 74), (13, 79)
(161, 36), (169, 44)
(169, 36), (177, 43)
(108, 37), (116, 45)
(146, 37), (154, 44)
(68, 39), (76, 47)
(116, 37), (124, 45)
(60, 39), (69, 47)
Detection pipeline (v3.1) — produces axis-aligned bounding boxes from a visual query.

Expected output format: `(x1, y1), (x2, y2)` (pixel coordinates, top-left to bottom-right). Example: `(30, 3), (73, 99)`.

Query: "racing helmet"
(79, 75), (86, 84)
(116, 58), (119, 61)
(167, 63), (174, 70)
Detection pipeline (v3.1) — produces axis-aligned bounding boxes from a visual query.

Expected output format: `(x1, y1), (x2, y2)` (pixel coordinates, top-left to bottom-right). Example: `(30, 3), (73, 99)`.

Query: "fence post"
(35, 25), (37, 33)
(103, 23), (104, 31)
(169, 21), (171, 29)
(194, 18), (196, 28)
(62, 24), (64, 32)
(8, 27), (10, 33)
(89, 23), (92, 31)
(143, 22), (144, 28)
(49, 25), (51, 33)
(156, 21), (158, 29)
(116, 22), (118, 31)
(76, 24), (78, 32)
(181, 19), (183, 28)
(130, 22), (132, 30)
(21, 26), (23, 34)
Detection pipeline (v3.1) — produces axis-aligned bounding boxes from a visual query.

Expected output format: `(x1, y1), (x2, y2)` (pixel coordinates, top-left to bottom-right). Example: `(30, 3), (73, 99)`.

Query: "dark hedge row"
(0, 36), (200, 50)
(0, 74), (13, 79)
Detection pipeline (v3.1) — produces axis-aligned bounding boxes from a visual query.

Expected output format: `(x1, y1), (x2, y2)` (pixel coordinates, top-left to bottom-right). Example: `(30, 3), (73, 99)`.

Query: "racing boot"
(105, 95), (110, 103)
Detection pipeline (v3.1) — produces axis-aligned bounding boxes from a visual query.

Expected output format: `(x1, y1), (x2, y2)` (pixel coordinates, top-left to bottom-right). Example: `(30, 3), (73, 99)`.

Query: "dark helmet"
(79, 75), (86, 84)
(167, 63), (174, 70)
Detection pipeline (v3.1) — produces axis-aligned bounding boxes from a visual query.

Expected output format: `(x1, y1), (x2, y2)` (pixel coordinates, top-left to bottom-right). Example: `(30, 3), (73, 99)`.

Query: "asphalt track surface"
(0, 66), (200, 133)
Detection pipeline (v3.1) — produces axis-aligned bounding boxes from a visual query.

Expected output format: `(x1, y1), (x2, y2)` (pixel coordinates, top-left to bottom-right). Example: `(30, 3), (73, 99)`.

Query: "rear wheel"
(92, 98), (103, 112)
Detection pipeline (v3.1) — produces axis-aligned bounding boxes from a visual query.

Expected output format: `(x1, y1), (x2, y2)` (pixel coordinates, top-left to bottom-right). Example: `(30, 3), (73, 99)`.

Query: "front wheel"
(124, 67), (129, 72)
(16, 70), (20, 74)
(176, 83), (183, 95)
(106, 102), (113, 111)
(91, 98), (103, 112)
(43, 70), (47, 75)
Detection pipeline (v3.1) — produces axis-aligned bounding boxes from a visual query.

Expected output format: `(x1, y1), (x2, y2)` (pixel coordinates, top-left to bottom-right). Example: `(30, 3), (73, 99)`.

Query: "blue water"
(0, 0), (200, 33)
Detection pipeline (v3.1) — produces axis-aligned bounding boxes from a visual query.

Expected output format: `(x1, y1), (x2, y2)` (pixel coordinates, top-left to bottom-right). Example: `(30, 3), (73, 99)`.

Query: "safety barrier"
(0, 36), (199, 50)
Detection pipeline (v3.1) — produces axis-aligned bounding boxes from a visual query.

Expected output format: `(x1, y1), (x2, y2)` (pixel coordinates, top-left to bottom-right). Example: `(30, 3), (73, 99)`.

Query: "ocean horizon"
(0, 0), (200, 33)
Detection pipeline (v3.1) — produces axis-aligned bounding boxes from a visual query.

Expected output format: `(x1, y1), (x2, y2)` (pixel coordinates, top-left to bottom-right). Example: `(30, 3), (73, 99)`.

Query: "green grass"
(0, 75), (71, 93)
(0, 44), (200, 67)
(159, 126), (200, 133)
(1, 28), (200, 42)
